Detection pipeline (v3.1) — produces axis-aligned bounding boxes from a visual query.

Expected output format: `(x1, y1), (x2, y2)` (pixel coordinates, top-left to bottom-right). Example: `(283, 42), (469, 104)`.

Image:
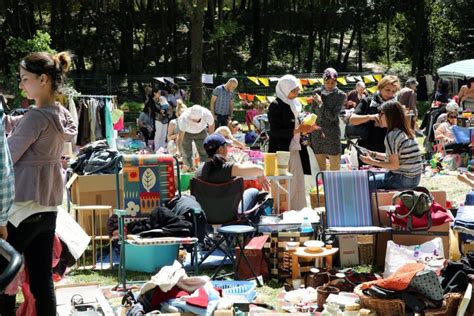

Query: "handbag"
(345, 122), (369, 140)
(391, 186), (434, 231)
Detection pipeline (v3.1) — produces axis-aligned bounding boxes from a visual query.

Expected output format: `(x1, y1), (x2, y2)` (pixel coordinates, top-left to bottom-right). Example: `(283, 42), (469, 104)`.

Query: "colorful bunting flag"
(300, 79), (309, 86)
(373, 74), (382, 82)
(246, 94), (255, 101)
(267, 96), (276, 103)
(346, 76), (355, 82)
(238, 93), (247, 100)
(269, 77), (280, 82)
(308, 79), (318, 85)
(256, 95), (266, 102)
(247, 76), (260, 85)
(258, 77), (270, 87)
(354, 76), (362, 82)
(317, 78), (324, 84)
(363, 75), (375, 84)
(367, 86), (378, 94)
(337, 77), (347, 85)
(306, 97), (314, 104)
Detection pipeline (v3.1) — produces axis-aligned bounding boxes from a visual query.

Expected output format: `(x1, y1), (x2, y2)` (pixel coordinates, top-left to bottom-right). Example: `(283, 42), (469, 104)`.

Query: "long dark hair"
(380, 100), (415, 139)
(205, 146), (227, 174)
(437, 78), (450, 95)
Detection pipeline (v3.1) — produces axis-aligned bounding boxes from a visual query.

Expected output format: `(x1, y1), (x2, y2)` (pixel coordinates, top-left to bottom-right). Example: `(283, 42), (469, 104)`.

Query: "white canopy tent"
(437, 59), (474, 80)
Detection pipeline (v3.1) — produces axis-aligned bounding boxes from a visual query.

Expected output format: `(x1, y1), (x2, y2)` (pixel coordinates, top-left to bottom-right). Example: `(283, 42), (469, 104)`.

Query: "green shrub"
(121, 101), (143, 112)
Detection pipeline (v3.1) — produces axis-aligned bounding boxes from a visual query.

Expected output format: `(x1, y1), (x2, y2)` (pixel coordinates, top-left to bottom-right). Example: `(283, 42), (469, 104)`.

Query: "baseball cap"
(203, 134), (232, 152)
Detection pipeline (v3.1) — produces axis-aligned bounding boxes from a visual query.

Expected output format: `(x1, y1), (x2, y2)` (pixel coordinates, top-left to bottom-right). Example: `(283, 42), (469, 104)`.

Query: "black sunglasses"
(448, 115), (457, 119)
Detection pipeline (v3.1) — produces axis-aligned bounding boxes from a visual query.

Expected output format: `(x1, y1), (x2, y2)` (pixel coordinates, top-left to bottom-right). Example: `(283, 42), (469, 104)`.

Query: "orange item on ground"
(360, 263), (424, 291)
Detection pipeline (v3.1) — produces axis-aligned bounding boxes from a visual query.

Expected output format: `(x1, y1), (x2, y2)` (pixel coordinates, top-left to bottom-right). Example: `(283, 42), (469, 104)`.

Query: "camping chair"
(190, 177), (261, 285)
(316, 170), (392, 266)
(114, 154), (198, 290)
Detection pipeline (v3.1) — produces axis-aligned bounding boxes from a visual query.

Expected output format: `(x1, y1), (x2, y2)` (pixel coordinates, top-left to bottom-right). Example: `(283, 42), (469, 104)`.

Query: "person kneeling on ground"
(214, 120), (247, 149)
(360, 100), (423, 190)
(196, 134), (270, 212)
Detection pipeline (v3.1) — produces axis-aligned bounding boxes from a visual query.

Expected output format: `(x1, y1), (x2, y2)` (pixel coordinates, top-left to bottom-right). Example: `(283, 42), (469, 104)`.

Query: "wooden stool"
(291, 247), (339, 280)
(72, 205), (114, 270)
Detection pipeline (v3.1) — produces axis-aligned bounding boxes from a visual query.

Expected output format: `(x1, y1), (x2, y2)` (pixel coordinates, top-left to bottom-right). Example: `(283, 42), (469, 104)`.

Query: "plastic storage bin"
(211, 280), (257, 302)
(125, 243), (179, 273)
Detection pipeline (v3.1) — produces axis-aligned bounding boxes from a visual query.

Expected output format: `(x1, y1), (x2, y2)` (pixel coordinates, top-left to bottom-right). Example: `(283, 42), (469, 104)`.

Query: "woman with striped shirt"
(360, 100), (422, 190)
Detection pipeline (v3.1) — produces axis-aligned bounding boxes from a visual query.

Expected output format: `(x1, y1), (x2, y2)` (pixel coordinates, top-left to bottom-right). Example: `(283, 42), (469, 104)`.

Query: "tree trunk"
(189, 0), (206, 104)
(50, 0), (58, 47)
(318, 32), (325, 71)
(358, 25), (362, 72)
(119, 0), (134, 95)
(260, 0), (270, 74)
(304, 0), (316, 73)
(216, 0), (224, 75)
(411, 0), (425, 74)
(342, 27), (357, 70)
(385, 9), (391, 69)
(336, 31), (344, 67)
(249, 0), (261, 67)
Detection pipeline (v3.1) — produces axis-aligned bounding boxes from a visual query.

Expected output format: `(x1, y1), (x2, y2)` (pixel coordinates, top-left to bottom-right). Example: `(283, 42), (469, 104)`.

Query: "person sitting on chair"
(196, 134), (270, 212)
(434, 101), (469, 154)
(360, 100), (423, 190)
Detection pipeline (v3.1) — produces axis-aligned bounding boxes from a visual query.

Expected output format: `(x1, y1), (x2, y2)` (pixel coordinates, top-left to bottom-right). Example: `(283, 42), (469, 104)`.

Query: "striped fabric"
(384, 129), (422, 177)
(122, 154), (176, 217)
(323, 170), (390, 234)
(127, 236), (198, 246)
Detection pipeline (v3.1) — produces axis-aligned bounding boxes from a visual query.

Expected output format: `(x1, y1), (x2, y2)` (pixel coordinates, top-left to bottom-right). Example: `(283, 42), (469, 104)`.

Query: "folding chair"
(190, 177), (261, 285)
(114, 154), (198, 290)
(316, 170), (391, 266)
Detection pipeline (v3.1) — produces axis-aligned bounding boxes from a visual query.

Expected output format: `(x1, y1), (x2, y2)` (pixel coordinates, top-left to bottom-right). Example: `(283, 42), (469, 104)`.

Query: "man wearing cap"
(398, 78), (419, 130)
(210, 78), (238, 128)
(178, 104), (215, 171)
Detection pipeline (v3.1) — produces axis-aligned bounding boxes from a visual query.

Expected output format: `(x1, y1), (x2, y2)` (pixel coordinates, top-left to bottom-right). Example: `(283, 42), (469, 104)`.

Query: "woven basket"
(354, 285), (405, 316)
(424, 292), (462, 316)
(355, 285), (462, 316)
(310, 192), (325, 208)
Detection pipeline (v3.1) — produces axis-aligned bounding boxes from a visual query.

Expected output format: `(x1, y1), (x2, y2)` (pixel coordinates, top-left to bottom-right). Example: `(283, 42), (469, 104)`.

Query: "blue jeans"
(371, 171), (421, 190)
(215, 114), (229, 128)
(238, 188), (259, 213)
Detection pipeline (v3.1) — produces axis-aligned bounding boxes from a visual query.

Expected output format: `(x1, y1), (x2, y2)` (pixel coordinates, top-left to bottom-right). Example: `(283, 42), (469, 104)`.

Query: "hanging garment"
(105, 98), (115, 149)
(68, 96), (79, 144)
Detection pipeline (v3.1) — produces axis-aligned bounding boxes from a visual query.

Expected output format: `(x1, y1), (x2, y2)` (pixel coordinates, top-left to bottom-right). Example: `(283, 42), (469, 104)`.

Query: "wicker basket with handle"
(310, 192), (325, 208)
(355, 285), (462, 316)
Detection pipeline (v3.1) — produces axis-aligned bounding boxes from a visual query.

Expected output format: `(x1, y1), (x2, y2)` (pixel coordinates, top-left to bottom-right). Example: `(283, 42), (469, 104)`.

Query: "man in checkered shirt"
(0, 102), (14, 240)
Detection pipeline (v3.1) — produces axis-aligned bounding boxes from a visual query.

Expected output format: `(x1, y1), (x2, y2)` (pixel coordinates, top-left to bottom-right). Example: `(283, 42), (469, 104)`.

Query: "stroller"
(0, 239), (22, 292)
(251, 114), (270, 151)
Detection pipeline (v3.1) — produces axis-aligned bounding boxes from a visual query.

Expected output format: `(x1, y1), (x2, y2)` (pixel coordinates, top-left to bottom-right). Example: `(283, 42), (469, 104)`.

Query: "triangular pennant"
(298, 97), (308, 106)
(246, 94), (255, 101)
(367, 86), (378, 94)
(256, 95), (266, 102)
(238, 93), (247, 100)
(363, 75), (375, 83)
(308, 79), (318, 85)
(267, 96), (276, 103)
(373, 74), (382, 82)
(175, 76), (187, 81)
(300, 79), (309, 86)
(258, 77), (270, 87)
(337, 77), (347, 85)
(306, 97), (314, 104)
(345, 76), (355, 82)
(164, 77), (174, 84)
(153, 77), (166, 84)
(269, 77), (280, 82)
(247, 76), (260, 85)
(354, 76), (362, 82)
(317, 78), (324, 84)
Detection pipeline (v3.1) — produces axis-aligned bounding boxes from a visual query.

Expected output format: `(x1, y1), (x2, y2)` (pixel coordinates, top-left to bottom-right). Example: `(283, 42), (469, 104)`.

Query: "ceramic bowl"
(286, 241), (299, 250)
(304, 240), (325, 252)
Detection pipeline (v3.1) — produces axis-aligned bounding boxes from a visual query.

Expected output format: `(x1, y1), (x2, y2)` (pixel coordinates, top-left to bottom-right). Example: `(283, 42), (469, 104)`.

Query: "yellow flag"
(363, 75), (375, 83)
(367, 86), (378, 94)
(258, 77), (270, 87)
(247, 76), (260, 85)
(298, 97), (308, 106)
(308, 78), (318, 85)
(337, 77), (347, 85)
(256, 95), (266, 102)
(267, 96), (276, 103)
(317, 78), (324, 84)
(373, 74), (382, 82)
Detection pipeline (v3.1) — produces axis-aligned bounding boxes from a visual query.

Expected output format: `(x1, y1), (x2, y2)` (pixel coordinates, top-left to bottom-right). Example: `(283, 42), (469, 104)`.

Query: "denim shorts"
(371, 171), (421, 190)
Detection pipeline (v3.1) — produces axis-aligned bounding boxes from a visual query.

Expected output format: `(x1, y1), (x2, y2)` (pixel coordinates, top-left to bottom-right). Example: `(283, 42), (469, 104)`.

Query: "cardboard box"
(67, 173), (124, 235)
(337, 235), (359, 266)
(373, 190), (449, 267)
